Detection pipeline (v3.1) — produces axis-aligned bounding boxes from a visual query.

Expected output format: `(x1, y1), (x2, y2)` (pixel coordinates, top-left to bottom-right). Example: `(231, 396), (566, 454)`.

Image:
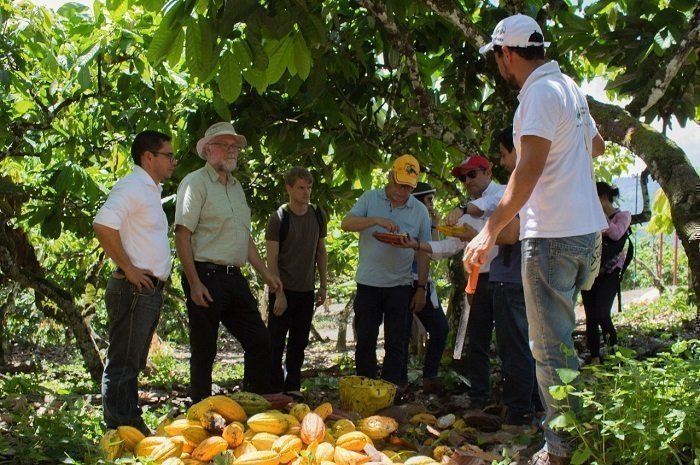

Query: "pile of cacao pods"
(99, 392), (460, 465)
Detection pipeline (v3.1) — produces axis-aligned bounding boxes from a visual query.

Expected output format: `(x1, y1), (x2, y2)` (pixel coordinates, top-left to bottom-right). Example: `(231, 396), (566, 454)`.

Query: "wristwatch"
(458, 203), (468, 214)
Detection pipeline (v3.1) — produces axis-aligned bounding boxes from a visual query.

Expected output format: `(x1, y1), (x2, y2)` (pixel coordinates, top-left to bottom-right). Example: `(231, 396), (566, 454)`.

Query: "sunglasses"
(457, 169), (484, 182)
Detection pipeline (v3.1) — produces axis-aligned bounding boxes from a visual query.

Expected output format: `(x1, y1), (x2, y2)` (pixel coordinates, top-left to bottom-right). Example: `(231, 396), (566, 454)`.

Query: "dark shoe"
(422, 377), (444, 394)
(503, 410), (531, 426)
(468, 397), (487, 410)
(529, 447), (571, 465)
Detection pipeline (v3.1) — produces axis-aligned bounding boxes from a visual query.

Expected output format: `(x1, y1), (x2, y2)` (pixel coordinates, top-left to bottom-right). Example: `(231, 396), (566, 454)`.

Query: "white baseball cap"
(479, 14), (551, 54)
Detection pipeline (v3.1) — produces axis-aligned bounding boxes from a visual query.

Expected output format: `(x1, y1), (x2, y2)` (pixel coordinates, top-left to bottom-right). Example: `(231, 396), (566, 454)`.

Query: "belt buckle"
(226, 265), (237, 274)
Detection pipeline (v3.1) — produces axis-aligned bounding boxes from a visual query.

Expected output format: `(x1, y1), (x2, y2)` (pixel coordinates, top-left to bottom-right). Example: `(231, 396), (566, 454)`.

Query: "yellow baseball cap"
(391, 154), (420, 188)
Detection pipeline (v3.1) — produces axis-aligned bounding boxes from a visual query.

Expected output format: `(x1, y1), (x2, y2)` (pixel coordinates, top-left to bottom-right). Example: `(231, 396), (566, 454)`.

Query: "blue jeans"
(492, 281), (540, 422)
(102, 276), (162, 429)
(522, 233), (597, 457)
(267, 290), (315, 392)
(354, 284), (413, 386)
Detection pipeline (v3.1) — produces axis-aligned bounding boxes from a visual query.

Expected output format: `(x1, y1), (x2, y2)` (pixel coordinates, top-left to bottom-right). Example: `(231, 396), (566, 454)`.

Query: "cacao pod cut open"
(372, 231), (409, 245)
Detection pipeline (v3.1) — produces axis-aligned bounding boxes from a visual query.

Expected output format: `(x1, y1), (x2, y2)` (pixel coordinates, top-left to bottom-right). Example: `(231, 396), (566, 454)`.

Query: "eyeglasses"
(151, 151), (177, 162)
(458, 169), (484, 182)
(207, 142), (245, 152)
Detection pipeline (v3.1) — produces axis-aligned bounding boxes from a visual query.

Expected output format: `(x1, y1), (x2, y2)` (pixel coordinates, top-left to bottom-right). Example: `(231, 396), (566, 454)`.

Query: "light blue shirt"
(348, 189), (432, 287)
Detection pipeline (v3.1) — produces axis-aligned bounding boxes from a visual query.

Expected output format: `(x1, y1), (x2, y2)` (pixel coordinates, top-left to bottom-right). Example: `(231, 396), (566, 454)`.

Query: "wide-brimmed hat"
(479, 14), (551, 55)
(451, 155), (490, 177)
(196, 122), (247, 160)
(412, 182), (436, 198)
(391, 154), (420, 188)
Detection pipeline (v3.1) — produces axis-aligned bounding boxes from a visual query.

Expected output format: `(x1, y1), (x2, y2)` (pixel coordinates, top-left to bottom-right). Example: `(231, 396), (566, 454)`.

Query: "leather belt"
(114, 267), (167, 291)
(195, 261), (241, 274)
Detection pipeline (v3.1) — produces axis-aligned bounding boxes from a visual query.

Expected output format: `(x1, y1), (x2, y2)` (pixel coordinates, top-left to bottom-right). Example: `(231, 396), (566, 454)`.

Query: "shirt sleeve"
(94, 178), (139, 229)
(519, 84), (561, 142)
(265, 210), (281, 241)
(174, 174), (204, 233)
(604, 210), (632, 241)
(348, 191), (370, 217)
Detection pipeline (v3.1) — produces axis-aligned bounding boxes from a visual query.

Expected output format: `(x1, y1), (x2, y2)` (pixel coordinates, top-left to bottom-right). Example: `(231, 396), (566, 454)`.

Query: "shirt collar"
(482, 180), (501, 197)
(133, 165), (162, 193)
(518, 60), (561, 101)
(204, 162), (237, 186)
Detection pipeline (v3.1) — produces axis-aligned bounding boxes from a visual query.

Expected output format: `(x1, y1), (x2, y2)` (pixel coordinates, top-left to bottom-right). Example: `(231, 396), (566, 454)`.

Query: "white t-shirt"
(514, 61), (608, 239)
(94, 165), (172, 280)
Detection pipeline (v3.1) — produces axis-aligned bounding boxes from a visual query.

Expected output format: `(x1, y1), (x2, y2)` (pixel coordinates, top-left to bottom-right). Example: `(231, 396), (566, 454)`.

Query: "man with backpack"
(265, 167), (328, 393)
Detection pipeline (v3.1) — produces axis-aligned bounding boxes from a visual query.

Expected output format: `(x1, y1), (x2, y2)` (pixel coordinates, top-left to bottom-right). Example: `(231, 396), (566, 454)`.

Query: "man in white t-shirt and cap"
(465, 14), (607, 465)
(175, 121), (283, 400)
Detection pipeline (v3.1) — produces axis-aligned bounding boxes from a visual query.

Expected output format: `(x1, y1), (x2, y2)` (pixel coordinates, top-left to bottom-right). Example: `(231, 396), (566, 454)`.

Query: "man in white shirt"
(94, 130), (177, 434)
(466, 14), (607, 465)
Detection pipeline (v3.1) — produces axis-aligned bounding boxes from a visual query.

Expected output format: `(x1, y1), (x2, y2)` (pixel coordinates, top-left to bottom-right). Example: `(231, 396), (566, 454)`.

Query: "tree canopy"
(0, 0), (698, 380)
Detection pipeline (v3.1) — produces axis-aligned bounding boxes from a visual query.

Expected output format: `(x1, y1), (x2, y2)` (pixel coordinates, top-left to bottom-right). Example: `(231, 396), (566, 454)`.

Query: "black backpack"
(600, 212), (634, 312)
(277, 203), (325, 244)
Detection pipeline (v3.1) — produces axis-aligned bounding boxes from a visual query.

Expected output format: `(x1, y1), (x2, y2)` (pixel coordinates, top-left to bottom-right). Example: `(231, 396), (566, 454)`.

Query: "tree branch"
(626, 11), (700, 117)
(422, 0), (488, 49)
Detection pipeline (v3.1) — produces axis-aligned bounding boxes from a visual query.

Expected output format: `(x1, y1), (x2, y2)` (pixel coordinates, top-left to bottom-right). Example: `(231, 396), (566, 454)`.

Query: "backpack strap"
(617, 228), (634, 313)
(278, 204), (290, 243)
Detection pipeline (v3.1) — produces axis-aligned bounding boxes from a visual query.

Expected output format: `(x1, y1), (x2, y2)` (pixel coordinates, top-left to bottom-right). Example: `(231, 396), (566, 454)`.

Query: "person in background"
(175, 121), (282, 400)
(492, 126), (543, 425)
(468, 14), (607, 465)
(265, 166), (328, 392)
(407, 182), (449, 394)
(94, 130), (176, 435)
(340, 154), (432, 388)
(581, 182), (631, 364)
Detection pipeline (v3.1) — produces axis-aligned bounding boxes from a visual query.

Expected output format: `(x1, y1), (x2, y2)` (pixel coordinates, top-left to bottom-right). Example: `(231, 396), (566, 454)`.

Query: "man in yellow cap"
(340, 155), (432, 388)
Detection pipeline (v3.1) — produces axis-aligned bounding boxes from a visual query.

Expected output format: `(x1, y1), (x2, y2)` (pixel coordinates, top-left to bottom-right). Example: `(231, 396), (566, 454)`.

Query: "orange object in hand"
(466, 265), (480, 294)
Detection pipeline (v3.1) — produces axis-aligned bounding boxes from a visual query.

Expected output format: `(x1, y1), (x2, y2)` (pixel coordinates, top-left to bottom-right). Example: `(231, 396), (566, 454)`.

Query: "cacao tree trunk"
(336, 295), (355, 352)
(591, 98), (700, 305)
(0, 228), (104, 384)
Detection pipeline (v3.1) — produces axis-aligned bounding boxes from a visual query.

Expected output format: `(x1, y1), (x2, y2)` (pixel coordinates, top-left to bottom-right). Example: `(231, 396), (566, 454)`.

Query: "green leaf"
(549, 384), (573, 401)
(265, 36), (293, 85)
(293, 33), (311, 80)
(77, 65), (91, 90)
(232, 39), (252, 68)
(146, 0), (185, 63)
(571, 447), (591, 465)
(243, 67), (268, 94)
(218, 49), (242, 103)
(557, 368), (580, 384)
(212, 94), (231, 121)
(548, 411), (576, 430)
(166, 30), (185, 68)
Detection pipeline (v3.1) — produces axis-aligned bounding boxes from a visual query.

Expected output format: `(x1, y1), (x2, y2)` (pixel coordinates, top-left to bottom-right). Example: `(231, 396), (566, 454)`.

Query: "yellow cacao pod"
(272, 434), (303, 463)
(313, 402), (333, 421)
(161, 458), (185, 465)
(300, 412), (326, 445)
(164, 418), (201, 437)
(432, 445), (452, 462)
(323, 430), (336, 446)
(335, 432), (371, 452)
(284, 413), (301, 427)
(191, 436), (229, 462)
(182, 425), (211, 447)
(408, 414), (437, 426)
(356, 416), (398, 440)
(182, 459), (208, 465)
(100, 429), (124, 460)
(404, 456), (437, 465)
(290, 403), (311, 422)
(230, 392), (272, 415)
(235, 441), (259, 458)
(314, 442), (335, 463)
(200, 410), (227, 434)
(236, 450), (282, 465)
(208, 395), (248, 422)
(248, 411), (290, 435)
(223, 422), (246, 447)
(169, 435), (194, 454)
(135, 436), (171, 457)
(116, 425), (145, 452)
(186, 399), (213, 421)
(320, 461), (337, 465)
(155, 417), (174, 436)
(149, 439), (183, 463)
(331, 419), (356, 437)
(334, 446), (371, 465)
(252, 432), (280, 451)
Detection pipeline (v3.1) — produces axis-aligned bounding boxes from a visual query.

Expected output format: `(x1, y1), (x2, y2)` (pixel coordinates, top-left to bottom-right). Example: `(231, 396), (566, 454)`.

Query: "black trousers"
(267, 290), (315, 392)
(581, 270), (619, 358)
(183, 263), (272, 401)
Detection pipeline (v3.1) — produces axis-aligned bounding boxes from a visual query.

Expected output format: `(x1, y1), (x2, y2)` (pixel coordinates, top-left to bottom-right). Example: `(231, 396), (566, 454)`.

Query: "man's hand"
(123, 265), (155, 292)
(273, 291), (288, 316)
(453, 223), (478, 242)
(410, 287), (426, 313)
(315, 287), (327, 308)
(445, 207), (463, 226)
(376, 217), (400, 232)
(463, 227), (497, 268)
(189, 280), (214, 307)
(264, 271), (283, 294)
